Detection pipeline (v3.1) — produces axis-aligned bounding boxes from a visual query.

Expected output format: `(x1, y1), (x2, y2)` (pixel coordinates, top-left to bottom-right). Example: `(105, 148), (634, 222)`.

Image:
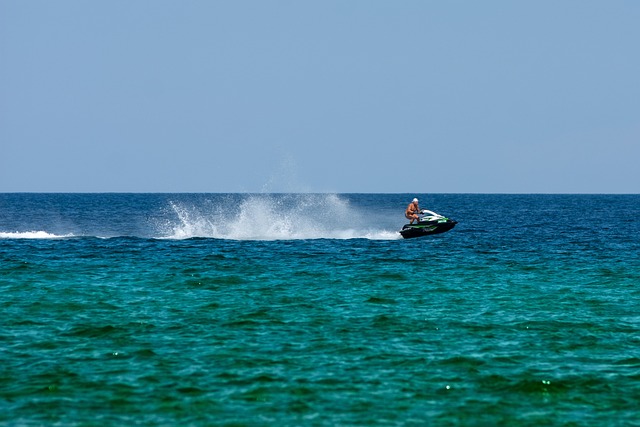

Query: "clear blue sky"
(1, 1), (638, 193)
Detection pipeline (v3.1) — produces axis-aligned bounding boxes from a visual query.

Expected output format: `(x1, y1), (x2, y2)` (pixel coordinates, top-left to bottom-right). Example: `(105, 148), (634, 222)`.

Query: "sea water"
(1, 193), (639, 426)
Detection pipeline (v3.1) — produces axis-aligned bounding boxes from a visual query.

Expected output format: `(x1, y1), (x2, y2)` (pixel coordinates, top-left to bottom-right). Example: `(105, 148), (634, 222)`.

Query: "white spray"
(161, 194), (400, 240)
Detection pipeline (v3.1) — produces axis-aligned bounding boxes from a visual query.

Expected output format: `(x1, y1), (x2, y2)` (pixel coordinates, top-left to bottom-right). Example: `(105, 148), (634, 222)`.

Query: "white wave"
(158, 194), (401, 241)
(0, 231), (75, 239)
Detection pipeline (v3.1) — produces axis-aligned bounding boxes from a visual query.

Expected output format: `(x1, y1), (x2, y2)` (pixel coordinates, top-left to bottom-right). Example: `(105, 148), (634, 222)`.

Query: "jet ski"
(399, 210), (457, 239)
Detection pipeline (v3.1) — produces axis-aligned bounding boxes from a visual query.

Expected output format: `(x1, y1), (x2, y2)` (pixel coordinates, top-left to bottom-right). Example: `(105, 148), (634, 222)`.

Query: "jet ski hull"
(399, 219), (457, 239)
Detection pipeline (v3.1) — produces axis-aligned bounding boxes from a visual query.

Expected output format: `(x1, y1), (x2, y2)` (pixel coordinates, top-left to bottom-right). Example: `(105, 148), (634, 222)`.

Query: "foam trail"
(160, 194), (401, 240)
(0, 231), (74, 239)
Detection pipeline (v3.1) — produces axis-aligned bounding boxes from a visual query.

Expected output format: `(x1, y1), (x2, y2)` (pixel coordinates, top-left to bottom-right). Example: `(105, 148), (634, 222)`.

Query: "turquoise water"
(1, 194), (639, 425)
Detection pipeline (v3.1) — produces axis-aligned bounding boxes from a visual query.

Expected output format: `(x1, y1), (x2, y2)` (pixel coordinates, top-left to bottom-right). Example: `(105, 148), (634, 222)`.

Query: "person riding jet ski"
(405, 198), (420, 224)
(400, 197), (457, 239)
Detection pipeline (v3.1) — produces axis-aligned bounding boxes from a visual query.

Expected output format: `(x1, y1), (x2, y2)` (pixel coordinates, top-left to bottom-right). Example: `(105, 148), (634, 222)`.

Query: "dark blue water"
(1, 194), (639, 425)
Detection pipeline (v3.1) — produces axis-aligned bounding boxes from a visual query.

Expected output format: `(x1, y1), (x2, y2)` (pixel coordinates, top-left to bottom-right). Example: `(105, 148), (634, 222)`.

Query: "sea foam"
(0, 231), (74, 239)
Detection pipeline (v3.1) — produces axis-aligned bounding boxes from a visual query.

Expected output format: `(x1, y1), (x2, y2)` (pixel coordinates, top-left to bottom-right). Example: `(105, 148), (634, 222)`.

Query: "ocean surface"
(1, 193), (639, 426)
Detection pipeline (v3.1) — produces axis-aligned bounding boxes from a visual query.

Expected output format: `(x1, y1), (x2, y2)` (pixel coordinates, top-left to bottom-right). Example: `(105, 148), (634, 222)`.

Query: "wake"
(158, 194), (401, 241)
(0, 231), (75, 239)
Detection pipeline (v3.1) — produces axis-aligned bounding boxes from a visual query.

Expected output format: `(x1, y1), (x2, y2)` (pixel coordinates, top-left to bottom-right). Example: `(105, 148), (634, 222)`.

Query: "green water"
(1, 194), (639, 425)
